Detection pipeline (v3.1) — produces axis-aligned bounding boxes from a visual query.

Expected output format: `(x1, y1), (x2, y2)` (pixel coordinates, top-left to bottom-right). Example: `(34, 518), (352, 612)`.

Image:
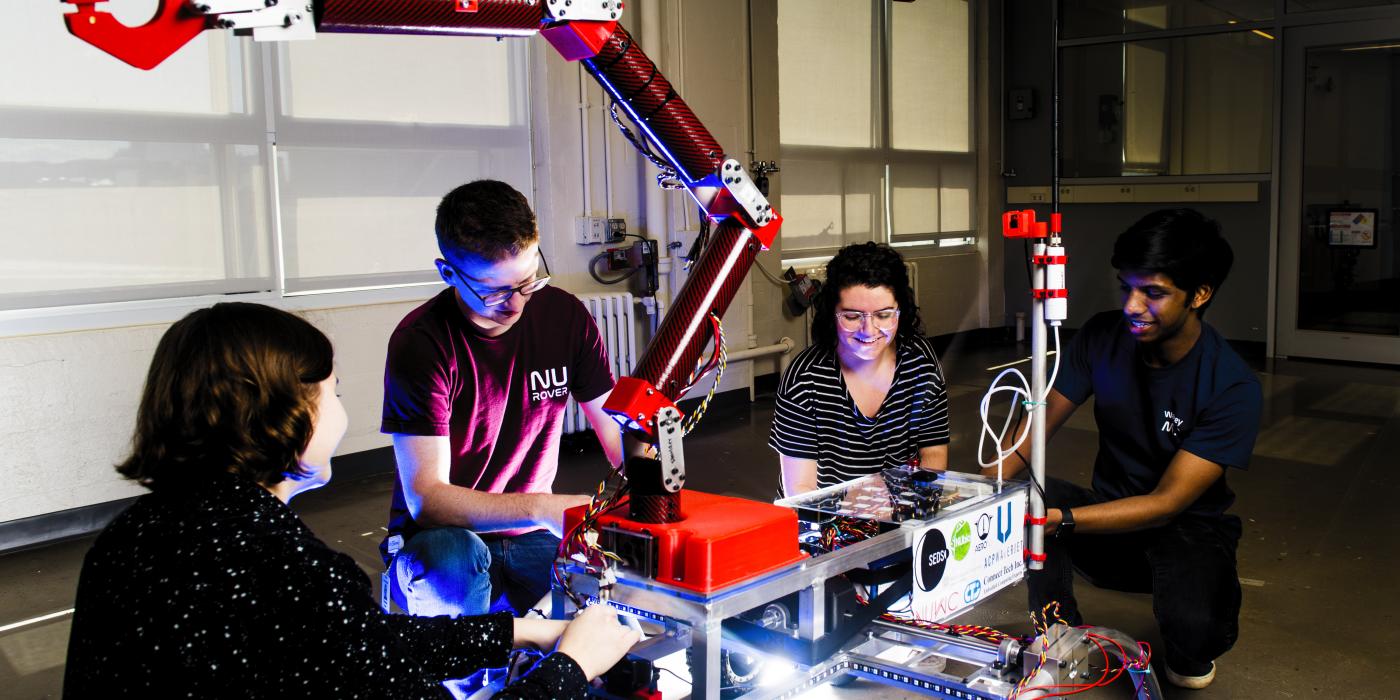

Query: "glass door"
(1277, 19), (1400, 364)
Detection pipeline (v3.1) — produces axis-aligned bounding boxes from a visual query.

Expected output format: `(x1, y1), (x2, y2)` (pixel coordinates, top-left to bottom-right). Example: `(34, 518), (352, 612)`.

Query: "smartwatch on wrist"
(1056, 507), (1075, 538)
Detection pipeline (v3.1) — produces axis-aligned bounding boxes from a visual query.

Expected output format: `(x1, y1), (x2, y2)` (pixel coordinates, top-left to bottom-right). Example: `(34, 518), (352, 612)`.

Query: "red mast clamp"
(1002, 209), (1048, 239)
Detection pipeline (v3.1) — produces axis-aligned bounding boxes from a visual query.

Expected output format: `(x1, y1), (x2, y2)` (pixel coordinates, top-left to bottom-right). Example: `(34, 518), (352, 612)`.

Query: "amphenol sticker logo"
(529, 367), (569, 401)
(951, 520), (972, 561)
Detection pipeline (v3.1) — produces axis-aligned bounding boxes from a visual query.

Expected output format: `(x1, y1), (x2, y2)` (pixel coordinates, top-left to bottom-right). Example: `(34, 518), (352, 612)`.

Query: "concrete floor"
(2, 338), (1398, 698)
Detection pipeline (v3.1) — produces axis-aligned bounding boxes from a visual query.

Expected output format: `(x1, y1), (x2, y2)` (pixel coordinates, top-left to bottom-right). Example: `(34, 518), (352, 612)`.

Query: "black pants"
(1027, 478), (1243, 672)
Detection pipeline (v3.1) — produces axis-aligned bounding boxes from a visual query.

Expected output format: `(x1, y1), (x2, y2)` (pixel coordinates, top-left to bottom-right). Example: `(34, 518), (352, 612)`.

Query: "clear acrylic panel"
(0, 138), (269, 308)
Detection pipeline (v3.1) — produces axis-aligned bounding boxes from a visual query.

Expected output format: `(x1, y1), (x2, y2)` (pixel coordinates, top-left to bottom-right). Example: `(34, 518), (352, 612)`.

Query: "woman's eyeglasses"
(836, 309), (900, 331)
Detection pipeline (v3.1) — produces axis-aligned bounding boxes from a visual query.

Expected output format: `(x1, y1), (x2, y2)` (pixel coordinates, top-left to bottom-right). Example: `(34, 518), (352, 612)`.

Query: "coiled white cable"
(978, 326), (1061, 488)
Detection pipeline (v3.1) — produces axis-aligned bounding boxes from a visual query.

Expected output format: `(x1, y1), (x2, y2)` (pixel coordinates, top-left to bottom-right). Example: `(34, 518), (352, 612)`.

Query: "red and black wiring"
(1010, 601), (1155, 699)
(818, 516), (882, 552)
(869, 597), (1154, 697)
(551, 312), (726, 606)
(679, 312), (727, 436)
(879, 613), (1023, 647)
(552, 464), (632, 608)
(855, 583), (1026, 646)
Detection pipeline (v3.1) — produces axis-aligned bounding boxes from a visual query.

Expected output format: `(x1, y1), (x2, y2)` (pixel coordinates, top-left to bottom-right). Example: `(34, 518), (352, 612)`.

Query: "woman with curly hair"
(768, 243), (950, 496)
(63, 302), (636, 699)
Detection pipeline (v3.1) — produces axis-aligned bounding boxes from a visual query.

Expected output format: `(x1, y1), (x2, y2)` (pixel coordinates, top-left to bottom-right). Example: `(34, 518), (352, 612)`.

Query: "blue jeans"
(391, 528), (561, 618)
(1028, 478), (1242, 674)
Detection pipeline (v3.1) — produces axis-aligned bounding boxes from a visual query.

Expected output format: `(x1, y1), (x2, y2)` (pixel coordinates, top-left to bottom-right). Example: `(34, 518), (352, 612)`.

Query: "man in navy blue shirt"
(986, 209), (1262, 689)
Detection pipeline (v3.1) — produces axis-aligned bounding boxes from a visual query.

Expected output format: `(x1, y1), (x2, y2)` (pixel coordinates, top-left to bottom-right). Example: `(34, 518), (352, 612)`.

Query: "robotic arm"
(65, 0), (781, 495)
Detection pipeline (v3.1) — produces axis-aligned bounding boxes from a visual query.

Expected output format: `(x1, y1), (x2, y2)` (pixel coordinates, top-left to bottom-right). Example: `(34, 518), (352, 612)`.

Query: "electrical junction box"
(1008, 87), (1035, 120)
(575, 216), (628, 245)
(606, 247), (631, 271)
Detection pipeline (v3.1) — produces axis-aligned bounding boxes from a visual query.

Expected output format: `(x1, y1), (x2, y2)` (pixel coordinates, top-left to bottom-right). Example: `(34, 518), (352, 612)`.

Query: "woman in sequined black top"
(63, 303), (637, 699)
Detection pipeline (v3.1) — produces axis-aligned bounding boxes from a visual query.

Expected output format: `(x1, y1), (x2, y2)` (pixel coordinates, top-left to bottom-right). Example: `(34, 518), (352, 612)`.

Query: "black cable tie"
(596, 33), (632, 73)
(639, 88), (678, 123)
(636, 64), (660, 96)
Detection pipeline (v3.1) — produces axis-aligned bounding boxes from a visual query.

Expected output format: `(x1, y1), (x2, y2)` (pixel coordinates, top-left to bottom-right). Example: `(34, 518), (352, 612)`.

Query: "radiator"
(564, 292), (637, 434)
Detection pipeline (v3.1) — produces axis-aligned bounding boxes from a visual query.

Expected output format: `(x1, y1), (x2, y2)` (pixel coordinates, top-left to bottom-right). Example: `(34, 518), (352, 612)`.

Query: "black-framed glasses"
(836, 308), (900, 331)
(442, 251), (552, 307)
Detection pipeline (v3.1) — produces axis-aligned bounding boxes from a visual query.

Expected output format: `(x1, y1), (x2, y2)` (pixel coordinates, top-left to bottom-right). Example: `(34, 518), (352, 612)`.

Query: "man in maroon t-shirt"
(381, 180), (623, 617)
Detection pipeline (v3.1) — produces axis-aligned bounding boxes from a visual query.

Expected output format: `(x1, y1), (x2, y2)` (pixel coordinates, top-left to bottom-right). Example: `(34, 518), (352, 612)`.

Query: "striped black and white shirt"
(768, 336), (950, 490)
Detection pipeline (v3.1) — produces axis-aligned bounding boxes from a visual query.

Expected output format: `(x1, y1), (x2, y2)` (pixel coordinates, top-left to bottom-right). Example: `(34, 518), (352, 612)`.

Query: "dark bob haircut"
(435, 179), (539, 263)
(812, 242), (925, 349)
(117, 302), (334, 489)
(1111, 208), (1234, 316)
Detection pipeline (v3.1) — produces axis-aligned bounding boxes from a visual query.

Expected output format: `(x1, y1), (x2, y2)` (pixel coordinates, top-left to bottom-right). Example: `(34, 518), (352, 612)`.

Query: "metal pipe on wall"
(640, 0), (672, 318)
(724, 337), (793, 363)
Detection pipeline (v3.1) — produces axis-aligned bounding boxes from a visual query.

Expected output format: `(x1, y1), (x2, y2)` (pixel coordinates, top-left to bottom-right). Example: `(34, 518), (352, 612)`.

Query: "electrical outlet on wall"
(605, 218), (627, 243)
(574, 216), (609, 245)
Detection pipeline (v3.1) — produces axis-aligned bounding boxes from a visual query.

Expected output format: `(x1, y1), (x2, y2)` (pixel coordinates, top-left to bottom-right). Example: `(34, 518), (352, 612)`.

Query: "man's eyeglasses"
(836, 308), (900, 331)
(442, 252), (552, 307)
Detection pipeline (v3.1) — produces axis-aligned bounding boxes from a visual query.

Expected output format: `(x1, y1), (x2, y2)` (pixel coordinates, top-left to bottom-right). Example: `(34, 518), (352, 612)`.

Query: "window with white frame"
(0, 2), (531, 312)
(777, 0), (976, 261)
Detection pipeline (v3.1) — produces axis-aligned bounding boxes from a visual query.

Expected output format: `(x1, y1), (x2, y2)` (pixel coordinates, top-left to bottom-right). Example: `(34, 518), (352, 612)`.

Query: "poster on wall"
(1328, 209), (1378, 248)
(911, 490), (1026, 623)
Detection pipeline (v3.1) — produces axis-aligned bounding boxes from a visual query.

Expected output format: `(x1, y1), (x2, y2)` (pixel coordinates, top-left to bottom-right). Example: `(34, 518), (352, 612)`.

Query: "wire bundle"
(1010, 601), (1156, 699)
(548, 294), (727, 601)
(817, 516), (881, 552)
(978, 327), (1062, 487)
(1012, 601), (1072, 698)
(607, 101), (686, 191)
(548, 314), (726, 603)
(878, 611), (1021, 646)
(854, 594), (1155, 698)
(680, 313), (727, 436)
(552, 465), (631, 608)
